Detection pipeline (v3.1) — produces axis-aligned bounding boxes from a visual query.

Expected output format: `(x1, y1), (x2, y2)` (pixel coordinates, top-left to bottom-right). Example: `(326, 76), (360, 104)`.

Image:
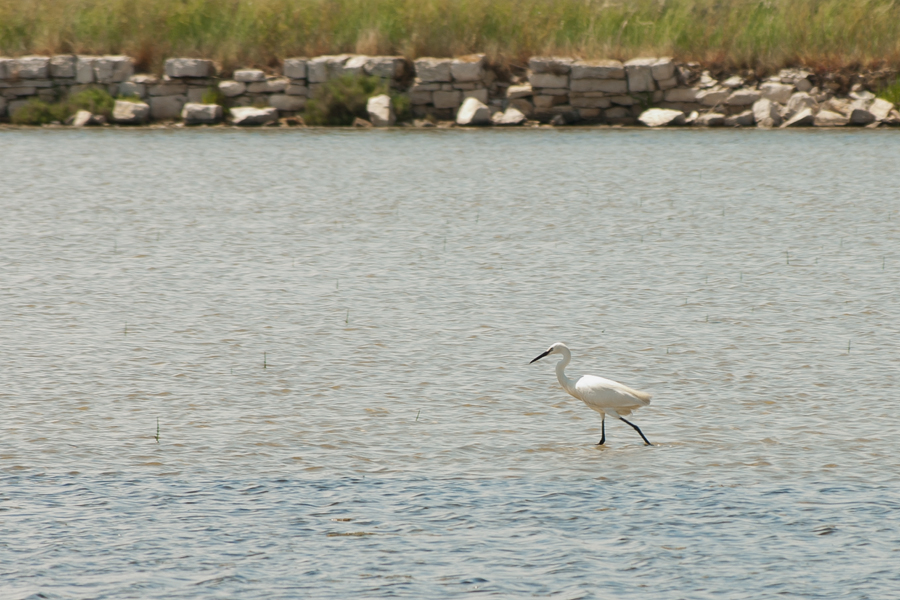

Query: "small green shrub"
(70, 87), (115, 117)
(304, 74), (389, 126)
(11, 98), (71, 125)
(878, 78), (900, 106)
(201, 86), (225, 105)
(391, 92), (412, 122)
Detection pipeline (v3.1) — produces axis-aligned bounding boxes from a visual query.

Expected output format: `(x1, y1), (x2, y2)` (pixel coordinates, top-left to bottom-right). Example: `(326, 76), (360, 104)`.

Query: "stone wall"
(1, 53), (898, 128)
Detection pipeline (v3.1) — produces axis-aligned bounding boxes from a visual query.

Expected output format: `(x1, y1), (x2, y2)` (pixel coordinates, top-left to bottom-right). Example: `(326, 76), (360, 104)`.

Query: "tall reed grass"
(2, 0), (900, 73)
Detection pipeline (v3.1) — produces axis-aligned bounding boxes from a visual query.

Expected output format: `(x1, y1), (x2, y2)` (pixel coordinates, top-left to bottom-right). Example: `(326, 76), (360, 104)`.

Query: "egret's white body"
(531, 342), (653, 445)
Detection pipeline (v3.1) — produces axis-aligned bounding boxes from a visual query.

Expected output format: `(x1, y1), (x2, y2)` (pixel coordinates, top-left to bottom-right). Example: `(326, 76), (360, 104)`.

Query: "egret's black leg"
(619, 417), (652, 446)
(597, 417), (606, 446)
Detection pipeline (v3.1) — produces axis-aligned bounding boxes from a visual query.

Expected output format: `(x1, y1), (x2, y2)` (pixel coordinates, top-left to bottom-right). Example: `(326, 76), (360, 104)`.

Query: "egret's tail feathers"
(624, 386), (652, 404)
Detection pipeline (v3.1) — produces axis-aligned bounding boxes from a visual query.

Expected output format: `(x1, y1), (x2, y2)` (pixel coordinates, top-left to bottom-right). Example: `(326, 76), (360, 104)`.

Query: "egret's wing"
(574, 375), (652, 410)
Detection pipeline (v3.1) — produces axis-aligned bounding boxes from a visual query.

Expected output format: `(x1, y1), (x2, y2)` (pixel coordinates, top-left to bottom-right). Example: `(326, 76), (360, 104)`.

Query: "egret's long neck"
(555, 347), (575, 393)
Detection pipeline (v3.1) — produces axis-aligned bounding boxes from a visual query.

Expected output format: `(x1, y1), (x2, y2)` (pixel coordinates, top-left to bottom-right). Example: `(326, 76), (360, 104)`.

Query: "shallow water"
(1, 128), (899, 599)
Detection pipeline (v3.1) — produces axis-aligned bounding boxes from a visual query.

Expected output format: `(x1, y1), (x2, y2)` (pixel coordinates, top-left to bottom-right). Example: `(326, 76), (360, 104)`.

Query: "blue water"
(2, 128), (899, 599)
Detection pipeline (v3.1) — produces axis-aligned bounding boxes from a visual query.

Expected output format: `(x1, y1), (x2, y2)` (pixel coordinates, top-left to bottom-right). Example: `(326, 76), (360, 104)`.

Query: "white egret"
(530, 342), (653, 446)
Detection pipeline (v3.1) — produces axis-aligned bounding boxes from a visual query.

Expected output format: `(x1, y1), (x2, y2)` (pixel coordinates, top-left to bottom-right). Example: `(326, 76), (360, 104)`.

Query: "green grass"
(878, 78), (900, 105)
(2, 0), (900, 73)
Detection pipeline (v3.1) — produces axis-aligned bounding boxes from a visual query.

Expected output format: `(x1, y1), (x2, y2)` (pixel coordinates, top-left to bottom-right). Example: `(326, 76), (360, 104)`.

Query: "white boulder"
(753, 98), (782, 127)
(366, 94), (395, 126)
(759, 82), (794, 104)
(491, 107), (527, 126)
(112, 100), (150, 124)
(230, 106), (279, 126)
(814, 110), (849, 127)
(455, 97), (491, 126)
(218, 80), (246, 97)
(181, 103), (223, 124)
(638, 108), (685, 127)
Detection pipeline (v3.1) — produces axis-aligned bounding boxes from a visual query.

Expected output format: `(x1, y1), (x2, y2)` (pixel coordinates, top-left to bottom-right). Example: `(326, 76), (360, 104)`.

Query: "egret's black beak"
(530, 349), (551, 364)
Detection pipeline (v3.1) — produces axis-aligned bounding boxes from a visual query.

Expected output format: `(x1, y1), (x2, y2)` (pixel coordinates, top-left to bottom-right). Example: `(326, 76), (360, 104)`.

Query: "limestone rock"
(70, 110), (104, 127)
(571, 96), (611, 109)
(414, 58), (453, 82)
(753, 98), (782, 127)
(570, 59), (624, 80)
(570, 79), (627, 94)
(759, 82), (794, 104)
(463, 88), (489, 104)
(269, 94), (307, 112)
(456, 97), (491, 126)
(450, 55), (485, 82)
(218, 80), (246, 97)
(230, 106), (279, 126)
(112, 100), (150, 124)
(234, 69), (266, 82)
(364, 56), (405, 79)
(286, 84), (309, 96)
(149, 95), (187, 119)
(509, 98), (534, 117)
(869, 98), (894, 121)
(181, 102), (222, 124)
(724, 110), (755, 127)
(165, 58), (215, 78)
(118, 81), (145, 98)
(624, 58), (657, 92)
(786, 92), (817, 116)
(848, 102), (876, 125)
(530, 73), (568, 88)
(821, 97), (851, 116)
(353, 117), (373, 127)
(696, 112), (726, 126)
(657, 77), (678, 90)
(491, 106), (526, 126)
(726, 89), (761, 106)
(665, 88), (699, 103)
(283, 58), (308, 80)
(506, 84), (533, 99)
(49, 55), (76, 78)
(307, 55), (351, 83)
(814, 110), (849, 127)
(342, 56), (369, 77)
(722, 76), (744, 89)
(696, 87), (729, 107)
(651, 58), (675, 81)
(94, 56), (133, 83)
(11, 56), (49, 79)
(433, 90), (462, 109)
(638, 108), (685, 127)
(75, 56), (97, 83)
(149, 82), (187, 96)
(247, 78), (289, 93)
(366, 94), (395, 126)
(528, 57), (573, 74)
(780, 107), (815, 127)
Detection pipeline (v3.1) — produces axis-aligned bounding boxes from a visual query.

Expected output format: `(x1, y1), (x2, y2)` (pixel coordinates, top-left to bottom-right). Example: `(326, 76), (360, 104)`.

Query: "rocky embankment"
(1, 54), (898, 128)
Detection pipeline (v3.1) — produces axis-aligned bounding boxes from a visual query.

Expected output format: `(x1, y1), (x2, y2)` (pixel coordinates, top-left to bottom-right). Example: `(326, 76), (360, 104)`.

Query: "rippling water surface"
(2, 128), (899, 599)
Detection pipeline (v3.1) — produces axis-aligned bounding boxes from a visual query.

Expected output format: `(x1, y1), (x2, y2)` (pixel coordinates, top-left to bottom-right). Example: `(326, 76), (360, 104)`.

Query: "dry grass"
(2, 0), (900, 74)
